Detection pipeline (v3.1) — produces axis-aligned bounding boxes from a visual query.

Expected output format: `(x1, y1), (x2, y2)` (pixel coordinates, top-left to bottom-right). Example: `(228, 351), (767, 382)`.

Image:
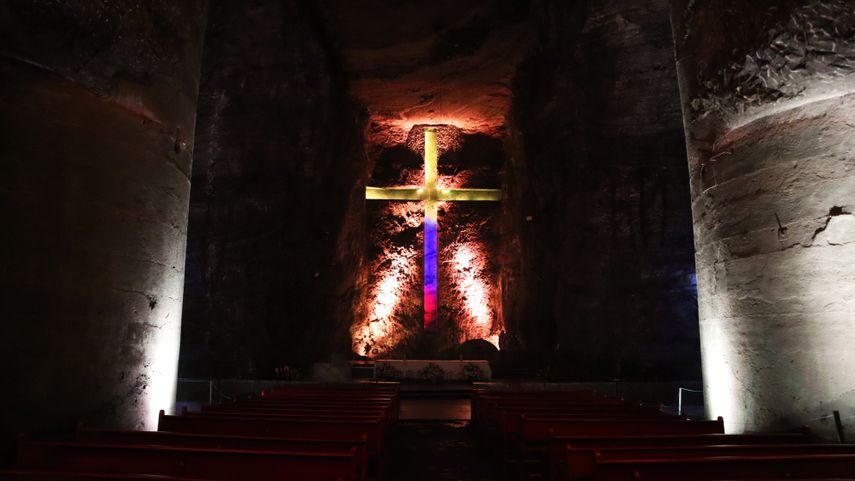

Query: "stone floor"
(385, 398), (505, 481)
(399, 398), (471, 420)
(384, 420), (506, 481)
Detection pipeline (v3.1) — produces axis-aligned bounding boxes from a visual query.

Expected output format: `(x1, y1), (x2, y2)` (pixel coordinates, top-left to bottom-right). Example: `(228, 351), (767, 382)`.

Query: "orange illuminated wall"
(351, 125), (504, 358)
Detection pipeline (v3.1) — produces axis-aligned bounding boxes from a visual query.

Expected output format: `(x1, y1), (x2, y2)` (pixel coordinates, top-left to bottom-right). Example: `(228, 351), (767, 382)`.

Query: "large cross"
(366, 127), (501, 331)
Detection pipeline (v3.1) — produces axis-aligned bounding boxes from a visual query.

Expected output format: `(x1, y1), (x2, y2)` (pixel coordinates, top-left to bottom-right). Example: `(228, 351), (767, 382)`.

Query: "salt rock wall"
(673, 0), (855, 436)
(503, 0), (701, 380)
(180, 0), (367, 378)
(0, 0), (207, 454)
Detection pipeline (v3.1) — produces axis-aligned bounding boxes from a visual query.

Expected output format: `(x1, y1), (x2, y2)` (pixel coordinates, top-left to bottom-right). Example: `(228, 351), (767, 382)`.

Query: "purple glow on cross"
(423, 216), (438, 331)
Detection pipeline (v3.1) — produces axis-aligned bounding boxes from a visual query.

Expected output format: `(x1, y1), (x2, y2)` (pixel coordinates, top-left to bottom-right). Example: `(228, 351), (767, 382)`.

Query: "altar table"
(374, 359), (491, 382)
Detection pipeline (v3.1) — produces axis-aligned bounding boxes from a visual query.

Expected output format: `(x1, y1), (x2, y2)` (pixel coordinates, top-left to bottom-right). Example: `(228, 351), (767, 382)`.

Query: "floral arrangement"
(463, 362), (488, 382)
(418, 362), (445, 383)
(374, 362), (404, 381)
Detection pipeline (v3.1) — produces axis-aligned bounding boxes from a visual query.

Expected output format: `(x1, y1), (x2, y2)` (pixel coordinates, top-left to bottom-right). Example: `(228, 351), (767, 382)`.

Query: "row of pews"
(1, 384), (399, 481)
(473, 388), (855, 481)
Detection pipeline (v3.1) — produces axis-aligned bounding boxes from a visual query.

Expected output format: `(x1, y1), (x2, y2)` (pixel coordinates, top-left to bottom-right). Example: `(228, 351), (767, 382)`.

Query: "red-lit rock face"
(352, 129), (505, 357)
(319, 2), (529, 356)
(321, 0), (533, 146)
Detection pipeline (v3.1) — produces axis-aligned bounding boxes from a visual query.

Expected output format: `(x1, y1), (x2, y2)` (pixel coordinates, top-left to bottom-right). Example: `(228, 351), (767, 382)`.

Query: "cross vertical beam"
(423, 128), (439, 331)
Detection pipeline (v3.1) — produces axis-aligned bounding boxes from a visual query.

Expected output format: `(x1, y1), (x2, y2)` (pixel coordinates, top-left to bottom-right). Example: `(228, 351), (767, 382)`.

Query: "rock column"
(673, 0), (855, 436)
(0, 1), (208, 449)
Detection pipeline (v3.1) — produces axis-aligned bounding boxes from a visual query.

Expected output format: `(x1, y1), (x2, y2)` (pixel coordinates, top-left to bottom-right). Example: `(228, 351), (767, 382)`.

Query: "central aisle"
(385, 396), (503, 481)
(385, 420), (503, 481)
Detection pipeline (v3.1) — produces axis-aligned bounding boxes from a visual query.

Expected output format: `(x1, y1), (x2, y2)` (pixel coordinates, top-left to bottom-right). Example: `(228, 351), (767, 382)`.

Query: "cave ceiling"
(321, 0), (534, 147)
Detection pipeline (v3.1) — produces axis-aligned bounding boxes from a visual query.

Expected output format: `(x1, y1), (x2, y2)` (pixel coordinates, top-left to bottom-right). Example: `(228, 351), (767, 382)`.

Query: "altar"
(373, 359), (491, 382)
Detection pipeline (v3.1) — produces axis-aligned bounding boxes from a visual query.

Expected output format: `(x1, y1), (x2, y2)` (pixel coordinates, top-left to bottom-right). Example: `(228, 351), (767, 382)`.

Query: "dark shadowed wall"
(502, 0), (701, 381)
(179, 0), (367, 378)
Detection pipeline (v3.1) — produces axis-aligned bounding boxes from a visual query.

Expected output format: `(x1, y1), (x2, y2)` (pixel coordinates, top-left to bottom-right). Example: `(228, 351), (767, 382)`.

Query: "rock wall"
(0, 0), (207, 454)
(179, 0), (367, 378)
(180, 0), (704, 381)
(673, 0), (855, 436)
(351, 129), (504, 358)
(503, 0), (701, 380)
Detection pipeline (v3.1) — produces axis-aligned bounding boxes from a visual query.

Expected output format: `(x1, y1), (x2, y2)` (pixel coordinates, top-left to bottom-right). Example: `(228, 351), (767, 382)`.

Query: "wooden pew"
(199, 405), (394, 425)
(157, 411), (385, 457)
(473, 391), (623, 427)
(209, 398), (391, 406)
(16, 438), (358, 481)
(190, 408), (394, 447)
(76, 428), (369, 481)
(228, 399), (399, 421)
(522, 416), (724, 442)
(548, 432), (810, 481)
(0, 470), (220, 481)
(260, 387), (400, 416)
(191, 409), (385, 420)
(181, 410), (391, 435)
(518, 417), (724, 480)
(499, 412), (676, 445)
(478, 404), (662, 431)
(261, 387), (399, 402)
(475, 400), (658, 441)
(593, 454), (855, 481)
(573, 443), (855, 480)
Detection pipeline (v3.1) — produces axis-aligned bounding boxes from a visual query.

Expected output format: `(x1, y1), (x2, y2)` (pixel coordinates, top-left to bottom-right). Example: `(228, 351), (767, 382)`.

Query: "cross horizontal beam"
(365, 187), (422, 200)
(438, 188), (502, 201)
(365, 186), (501, 202)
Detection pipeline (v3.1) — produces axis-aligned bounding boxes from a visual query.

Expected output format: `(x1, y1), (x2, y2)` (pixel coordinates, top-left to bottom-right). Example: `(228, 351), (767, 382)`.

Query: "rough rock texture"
(321, 0), (533, 146)
(351, 129), (503, 358)
(0, 0), (207, 453)
(674, 0), (855, 436)
(502, 0), (701, 380)
(677, 0), (855, 121)
(179, 0), (367, 378)
(319, 0), (532, 361)
(181, 1), (704, 378)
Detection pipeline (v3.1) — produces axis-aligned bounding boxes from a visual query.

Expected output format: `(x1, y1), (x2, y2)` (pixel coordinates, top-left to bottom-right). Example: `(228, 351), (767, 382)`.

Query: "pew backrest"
(158, 411), (384, 455)
(76, 428), (369, 481)
(545, 432), (810, 481)
(570, 444), (855, 480)
(594, 454), (855, 481)
(17, 439), (358, 481)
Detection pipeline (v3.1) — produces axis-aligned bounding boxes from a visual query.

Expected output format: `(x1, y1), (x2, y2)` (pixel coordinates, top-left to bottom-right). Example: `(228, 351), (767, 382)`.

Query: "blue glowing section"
(424, 217), (438, 331)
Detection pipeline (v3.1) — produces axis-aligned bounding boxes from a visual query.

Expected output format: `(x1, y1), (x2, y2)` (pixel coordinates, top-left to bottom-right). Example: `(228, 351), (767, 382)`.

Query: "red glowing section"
(424, 216), (438, 332)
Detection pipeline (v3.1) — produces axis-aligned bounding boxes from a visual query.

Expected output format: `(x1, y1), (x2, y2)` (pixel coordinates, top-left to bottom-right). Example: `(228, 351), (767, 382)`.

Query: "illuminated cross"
(365, 127), (502, 331)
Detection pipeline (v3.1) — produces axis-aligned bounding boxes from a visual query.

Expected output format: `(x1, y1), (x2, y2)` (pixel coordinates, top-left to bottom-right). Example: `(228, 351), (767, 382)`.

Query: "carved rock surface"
(501, 0), (701, 380)
(179, 1), (366, 377)
(675, 0), (855, 436)
(0, 0), (207, 451)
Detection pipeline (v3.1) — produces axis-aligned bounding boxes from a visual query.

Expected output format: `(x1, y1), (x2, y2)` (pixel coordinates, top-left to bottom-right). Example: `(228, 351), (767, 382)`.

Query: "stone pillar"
(673, 0), (855, 436)
(0, 1), (208, 449)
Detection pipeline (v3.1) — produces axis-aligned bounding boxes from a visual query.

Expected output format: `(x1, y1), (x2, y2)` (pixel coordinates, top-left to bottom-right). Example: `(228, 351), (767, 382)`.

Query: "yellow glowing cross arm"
(364, 129), (501, 202)
(365, 186), (501, 201)
(437, 188), (502, 201)
(365, 187), (424, 200)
